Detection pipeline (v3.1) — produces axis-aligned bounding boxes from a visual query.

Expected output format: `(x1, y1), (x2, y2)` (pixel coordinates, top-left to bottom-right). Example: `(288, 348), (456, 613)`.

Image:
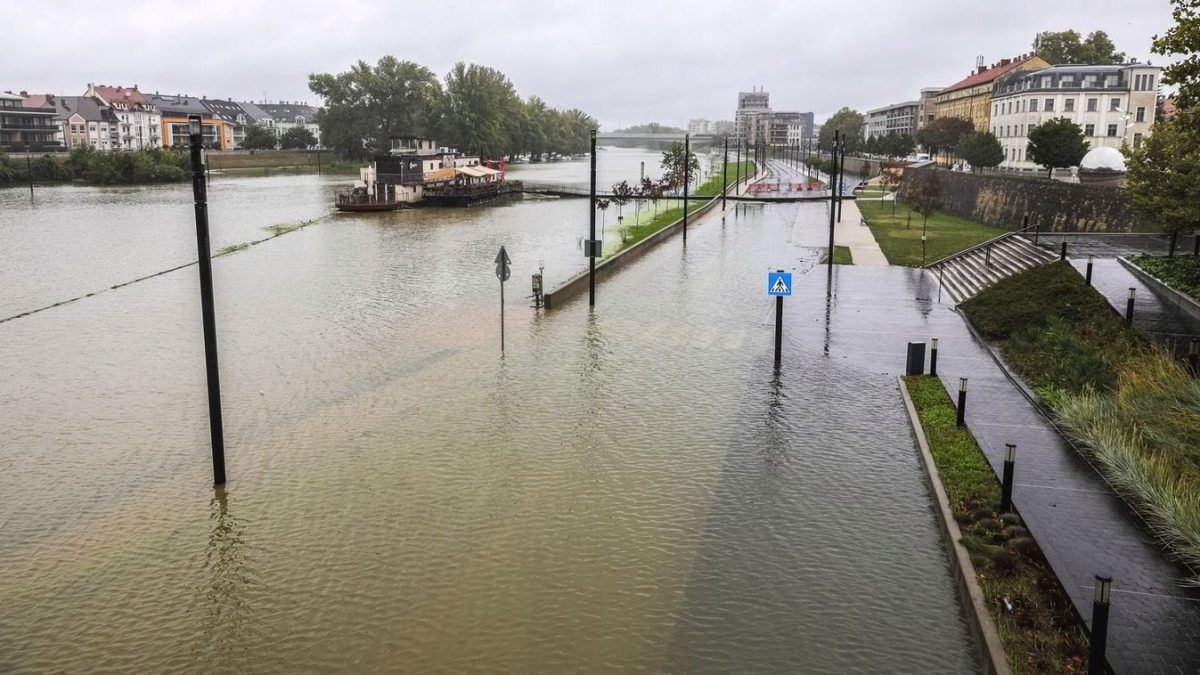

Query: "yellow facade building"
(934, 54), (1049, 131)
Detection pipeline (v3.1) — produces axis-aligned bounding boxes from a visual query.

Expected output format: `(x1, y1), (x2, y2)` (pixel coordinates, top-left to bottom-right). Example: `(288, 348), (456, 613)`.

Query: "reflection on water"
(0, 151), (976, 672)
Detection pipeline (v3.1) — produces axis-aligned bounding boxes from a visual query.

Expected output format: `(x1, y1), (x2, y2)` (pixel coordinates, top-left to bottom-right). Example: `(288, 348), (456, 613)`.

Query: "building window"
(1107, 124), (1118, 137)
(1029, 98), (1038, 112)
(1044, 98), (1055, 111)
(1135, 74), (1144, 90)
(1134, 132), (1144, 148)
(1110, 98), (1121, 111)
(1136, 106), (1146, 122)
(1085, 123), (1095, 136)
(1087, 98), (1098, 112)
(1061, 76), (1074, 87)
(1064, 98), (1075, 112)
(1147, 74), (1155, 90)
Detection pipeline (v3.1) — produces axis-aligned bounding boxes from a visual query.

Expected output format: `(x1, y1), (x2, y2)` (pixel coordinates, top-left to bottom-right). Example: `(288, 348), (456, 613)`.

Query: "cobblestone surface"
(784, 265), (1200, 674)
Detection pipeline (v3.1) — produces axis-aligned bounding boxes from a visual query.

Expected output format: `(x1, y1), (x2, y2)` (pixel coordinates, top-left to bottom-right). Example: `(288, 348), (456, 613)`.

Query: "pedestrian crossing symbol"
(768, 271), (792, 296)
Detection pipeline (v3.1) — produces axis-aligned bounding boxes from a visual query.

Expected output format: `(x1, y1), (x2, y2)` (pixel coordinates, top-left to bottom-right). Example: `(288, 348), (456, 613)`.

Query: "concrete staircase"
(927, 234), (1058, 305)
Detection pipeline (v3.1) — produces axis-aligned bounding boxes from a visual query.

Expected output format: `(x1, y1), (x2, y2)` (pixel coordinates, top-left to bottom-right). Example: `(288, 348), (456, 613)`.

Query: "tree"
(1153, 0), (1200, 109)
(818, 108), (866, 153)
(309, 56), (443, 160)
(1033, 29), (1126, 64)
(659, 142), (699, 193)
(915, 117), (973, 164)
(957, 131), (1005, 172)
(280, 126), (317, 150)
(899, 168), (943, 230)
(610, 180), (633, 218)
(242, 124), (277, 150)
(879, 160), (905, 214)
(1123, 109), (1200, 256)
(892, 134), (916, 158)
(1026, 117), (1089, 179)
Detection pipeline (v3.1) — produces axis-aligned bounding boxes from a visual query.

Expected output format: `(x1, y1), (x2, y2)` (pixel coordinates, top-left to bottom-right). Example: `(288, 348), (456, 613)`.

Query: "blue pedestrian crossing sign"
(768, 271), (792, 296)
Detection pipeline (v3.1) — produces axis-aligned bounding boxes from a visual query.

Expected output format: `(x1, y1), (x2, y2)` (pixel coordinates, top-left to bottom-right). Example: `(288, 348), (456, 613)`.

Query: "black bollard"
(1188, 338), (1198, 376)
(1000, 444), (1016, 512)
(1085, 254), (1094, 286)
(930, 338), (939, 376)
(1125, 288), (1135, 326)
(1088, 575), (1112, 675)
(188, 115), (227, 486)
(956, 378), (968, 427)
(1060, 241), (1068, 260)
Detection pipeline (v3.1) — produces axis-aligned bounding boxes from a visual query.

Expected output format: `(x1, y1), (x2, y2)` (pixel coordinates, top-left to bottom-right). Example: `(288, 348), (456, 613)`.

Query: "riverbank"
(960, 262), (1200, 579)
(206, 149), (360, 174)
(0, 146), (187, 185)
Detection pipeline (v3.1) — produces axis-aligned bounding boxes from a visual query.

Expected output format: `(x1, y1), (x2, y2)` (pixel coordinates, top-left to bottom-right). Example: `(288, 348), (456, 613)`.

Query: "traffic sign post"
(768, 270), (792, 367)
(496, 246), (511, 354)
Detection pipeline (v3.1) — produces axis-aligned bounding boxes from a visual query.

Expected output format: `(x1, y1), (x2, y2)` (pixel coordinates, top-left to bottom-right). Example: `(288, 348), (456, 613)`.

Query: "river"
(0, 147), (976, 672)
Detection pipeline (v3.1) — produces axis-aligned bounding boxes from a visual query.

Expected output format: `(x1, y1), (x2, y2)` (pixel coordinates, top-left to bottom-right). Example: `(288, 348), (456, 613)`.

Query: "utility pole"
(722, 136), (728, 211)
(828, 130), (840, 274)
(683, 133), (690, 245)
(188, 114), (227, 486)
(588, 129), (597, 306)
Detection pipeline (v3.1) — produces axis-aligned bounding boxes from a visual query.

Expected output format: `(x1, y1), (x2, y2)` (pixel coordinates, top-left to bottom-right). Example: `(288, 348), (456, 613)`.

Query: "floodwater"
(0, 148), (976, 672)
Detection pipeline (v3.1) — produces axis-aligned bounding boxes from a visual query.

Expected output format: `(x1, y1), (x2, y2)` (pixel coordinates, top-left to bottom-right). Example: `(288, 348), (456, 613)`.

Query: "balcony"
(1, 122), (59, 131)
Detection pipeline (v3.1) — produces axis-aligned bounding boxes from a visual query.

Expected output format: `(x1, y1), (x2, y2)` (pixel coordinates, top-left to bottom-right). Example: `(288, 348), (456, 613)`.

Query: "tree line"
(0, 145), (187, 185)
(308, 56), (598, 161)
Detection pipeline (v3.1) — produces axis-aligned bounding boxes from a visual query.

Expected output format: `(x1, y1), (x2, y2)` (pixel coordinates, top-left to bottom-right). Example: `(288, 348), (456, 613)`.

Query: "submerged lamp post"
(1125, 287), (1136, 326)
(956, 377), (968, 427)
(1088, 575), (1113, 675)
(189, 114), (227, 486)
(1000, 444), (1016, 512)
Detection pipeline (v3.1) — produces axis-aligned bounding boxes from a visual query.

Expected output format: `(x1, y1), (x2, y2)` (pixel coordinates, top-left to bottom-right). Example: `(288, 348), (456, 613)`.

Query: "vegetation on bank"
(0, 146), (188, 185)
(695, 160), (755, 197)
(607, 199), (706, 257)
(961, 262), (1200, 579)
(905, 375), (1089, 674)
(857, 191), (1005, 267)
(1129, 254), (1200, 302)
(205, 150), (359, 174)
(819, 246), (853, 265)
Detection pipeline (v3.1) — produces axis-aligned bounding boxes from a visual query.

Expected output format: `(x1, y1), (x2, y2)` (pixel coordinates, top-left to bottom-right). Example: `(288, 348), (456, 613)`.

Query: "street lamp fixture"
(1094, 575), (1112, 605)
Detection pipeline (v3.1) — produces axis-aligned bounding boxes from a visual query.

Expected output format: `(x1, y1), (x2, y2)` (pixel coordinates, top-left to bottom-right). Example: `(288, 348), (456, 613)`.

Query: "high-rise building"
(734, 88), (813, 148)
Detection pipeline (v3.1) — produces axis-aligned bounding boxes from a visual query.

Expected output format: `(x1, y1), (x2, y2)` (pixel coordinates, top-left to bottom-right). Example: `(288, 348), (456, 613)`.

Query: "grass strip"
(858, 194), (1005, 267)
(905, 375), (1089, 674)
(961, 262), (1200, 579)
(694, 161), (756, 197)
(819, 246), (853, 265)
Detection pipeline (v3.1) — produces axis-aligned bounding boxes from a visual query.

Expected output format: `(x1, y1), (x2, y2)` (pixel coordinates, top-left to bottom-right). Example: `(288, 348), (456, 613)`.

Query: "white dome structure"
(1079, 146), (1126, 172)
(1077, 146), (1127, 187)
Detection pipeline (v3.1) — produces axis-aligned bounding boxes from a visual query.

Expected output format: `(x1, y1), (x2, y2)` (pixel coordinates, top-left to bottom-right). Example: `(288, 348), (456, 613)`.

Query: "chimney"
(19, 90), (27, 97)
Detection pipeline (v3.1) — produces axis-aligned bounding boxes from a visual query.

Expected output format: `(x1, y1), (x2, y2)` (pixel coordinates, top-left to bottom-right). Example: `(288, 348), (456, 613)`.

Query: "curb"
(898, 377), (1011, 675)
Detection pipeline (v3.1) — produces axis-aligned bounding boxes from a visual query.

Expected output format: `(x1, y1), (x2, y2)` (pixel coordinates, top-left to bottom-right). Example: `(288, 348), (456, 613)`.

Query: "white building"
(85, 84), (161, 149)
(864, 100), (918, 140)
(989, 63), (1160, 171)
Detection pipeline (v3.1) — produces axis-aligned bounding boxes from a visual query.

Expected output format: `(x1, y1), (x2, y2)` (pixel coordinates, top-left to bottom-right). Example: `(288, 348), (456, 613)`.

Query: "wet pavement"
(1067, 257), (1200, 356)
(782, 264), (1200, 673)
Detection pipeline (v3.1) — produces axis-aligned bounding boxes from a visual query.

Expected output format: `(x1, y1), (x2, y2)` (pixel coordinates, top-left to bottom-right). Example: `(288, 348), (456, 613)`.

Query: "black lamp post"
(1088, 575), (1112, 675)
(1125, 288), (1136, 326)
(956, 377), (968, 427)
(188, 114), (227, 486)
(1000, 444), (1016, 511)
(1085, 254), (1094, 286)
(929, 337), (939, 376)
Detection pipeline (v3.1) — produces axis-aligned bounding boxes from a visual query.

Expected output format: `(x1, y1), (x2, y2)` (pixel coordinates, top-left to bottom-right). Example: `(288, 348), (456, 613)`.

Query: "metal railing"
(924, 220), (1042, 270)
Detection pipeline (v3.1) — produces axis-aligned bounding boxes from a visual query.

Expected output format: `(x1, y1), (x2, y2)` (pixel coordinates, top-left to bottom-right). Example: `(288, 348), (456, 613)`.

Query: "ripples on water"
(0, 154), (975, 672)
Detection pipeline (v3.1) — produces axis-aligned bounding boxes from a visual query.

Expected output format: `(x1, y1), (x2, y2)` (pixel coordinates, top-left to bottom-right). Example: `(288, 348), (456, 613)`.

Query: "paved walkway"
(833, 199), (888, 266)
(1068, 257), (1200, 356)
(784, 265), (1200, 673)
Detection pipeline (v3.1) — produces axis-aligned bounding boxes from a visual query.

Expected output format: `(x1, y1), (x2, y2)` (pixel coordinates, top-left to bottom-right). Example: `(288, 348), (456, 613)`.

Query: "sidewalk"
(785, 265), (1200, 673)
(1068, 256), (1200, 354)
(834, 199), (888, 266)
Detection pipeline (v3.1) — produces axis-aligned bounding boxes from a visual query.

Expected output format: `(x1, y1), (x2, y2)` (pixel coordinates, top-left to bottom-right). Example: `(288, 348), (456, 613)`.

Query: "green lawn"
(605, 199), (707, 257)
(819, 246), (853, 265)
(857, 196), (1006, 267)
(695, 161), (756, 197)
(904, 376), (1088, 674)
(961, 262), (1200, 582)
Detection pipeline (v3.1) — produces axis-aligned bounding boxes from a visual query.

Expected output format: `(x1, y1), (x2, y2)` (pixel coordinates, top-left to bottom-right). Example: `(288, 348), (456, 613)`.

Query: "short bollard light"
(1085, 254), (1094, 286)
(1125, 287), (1136, 326)
(956, 377), (968, 427)
(930, 338), (939, 376)
(1060, 241), (1068, 260)
(1088, 575), (1113, 675)
(1189, 338), (1199, 376)
(1000, 444), (1016, 512)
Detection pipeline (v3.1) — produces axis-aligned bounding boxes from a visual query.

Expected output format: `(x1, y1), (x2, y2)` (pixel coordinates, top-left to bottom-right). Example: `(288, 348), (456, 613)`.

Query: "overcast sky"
(10, 0), (1175, 129)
